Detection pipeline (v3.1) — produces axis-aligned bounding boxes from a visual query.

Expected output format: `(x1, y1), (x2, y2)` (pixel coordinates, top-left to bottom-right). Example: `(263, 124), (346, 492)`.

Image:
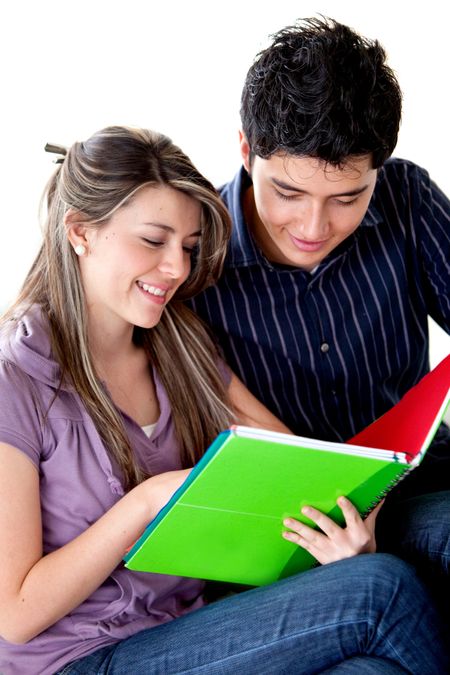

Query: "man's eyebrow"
(271, 177), (370, 198)
(142, 222), (202, 237)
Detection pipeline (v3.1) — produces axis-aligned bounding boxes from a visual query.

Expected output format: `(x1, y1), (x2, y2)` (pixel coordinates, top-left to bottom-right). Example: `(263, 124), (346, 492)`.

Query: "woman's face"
(72, 184), (201, 336)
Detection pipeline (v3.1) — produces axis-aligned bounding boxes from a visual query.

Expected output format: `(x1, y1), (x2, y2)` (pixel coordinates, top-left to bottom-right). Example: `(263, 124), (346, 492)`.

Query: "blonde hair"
(3, 126), (233, 489)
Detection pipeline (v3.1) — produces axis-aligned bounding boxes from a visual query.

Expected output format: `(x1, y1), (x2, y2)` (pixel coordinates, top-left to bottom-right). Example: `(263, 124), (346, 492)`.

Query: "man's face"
(240, 136), (378, 271)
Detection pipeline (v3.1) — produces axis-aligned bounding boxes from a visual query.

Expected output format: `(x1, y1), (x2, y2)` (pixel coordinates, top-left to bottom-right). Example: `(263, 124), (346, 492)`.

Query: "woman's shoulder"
(0, 305), (62, 388)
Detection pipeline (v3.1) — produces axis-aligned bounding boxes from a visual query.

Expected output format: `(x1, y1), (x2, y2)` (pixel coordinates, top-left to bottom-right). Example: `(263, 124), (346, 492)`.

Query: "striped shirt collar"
(222, 165), (384, 271)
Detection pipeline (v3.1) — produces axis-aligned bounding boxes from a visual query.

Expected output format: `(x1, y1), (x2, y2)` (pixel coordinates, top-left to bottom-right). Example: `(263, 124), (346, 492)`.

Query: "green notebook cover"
(124, 354), (450, 586)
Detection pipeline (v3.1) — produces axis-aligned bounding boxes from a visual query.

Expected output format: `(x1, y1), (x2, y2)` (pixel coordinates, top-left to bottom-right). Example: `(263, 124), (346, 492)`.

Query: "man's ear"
(64, 208), (90, 252)
(239, 131), (252, 173)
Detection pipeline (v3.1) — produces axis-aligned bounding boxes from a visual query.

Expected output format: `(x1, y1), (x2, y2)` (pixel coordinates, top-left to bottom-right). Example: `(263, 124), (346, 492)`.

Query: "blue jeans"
(377, 490), (450, 628)
(57, 553), (448, 674)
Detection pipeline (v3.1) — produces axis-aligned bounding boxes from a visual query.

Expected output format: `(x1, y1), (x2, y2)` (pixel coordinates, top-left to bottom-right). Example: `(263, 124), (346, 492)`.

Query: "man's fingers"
(282, 517), (332, 555)
(337, 495), (362, 526)
(299, 505), (343, 538)
(364, 499), (385, 529)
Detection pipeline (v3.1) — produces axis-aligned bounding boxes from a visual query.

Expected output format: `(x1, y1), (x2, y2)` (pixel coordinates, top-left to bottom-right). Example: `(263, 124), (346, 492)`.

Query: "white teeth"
(139, 282), (166, 297)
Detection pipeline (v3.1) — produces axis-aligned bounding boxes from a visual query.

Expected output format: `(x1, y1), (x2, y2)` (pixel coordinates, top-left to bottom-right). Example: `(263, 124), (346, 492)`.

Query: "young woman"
(0, 126), (447, 674)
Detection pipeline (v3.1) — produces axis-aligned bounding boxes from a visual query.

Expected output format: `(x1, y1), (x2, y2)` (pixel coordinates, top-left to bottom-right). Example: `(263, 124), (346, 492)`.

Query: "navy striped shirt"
(189, 158), (450, 443)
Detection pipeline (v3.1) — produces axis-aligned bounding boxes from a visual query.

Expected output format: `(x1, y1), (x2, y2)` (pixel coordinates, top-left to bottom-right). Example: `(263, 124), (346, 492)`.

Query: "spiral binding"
(360, 465), (412, 517)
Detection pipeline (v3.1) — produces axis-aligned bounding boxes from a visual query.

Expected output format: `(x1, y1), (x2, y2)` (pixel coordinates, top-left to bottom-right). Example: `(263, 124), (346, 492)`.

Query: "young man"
(189, 17), (450, 617)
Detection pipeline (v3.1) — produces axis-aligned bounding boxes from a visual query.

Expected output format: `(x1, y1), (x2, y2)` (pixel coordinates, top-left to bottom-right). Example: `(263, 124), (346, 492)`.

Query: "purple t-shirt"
(0, 308), (230, 675)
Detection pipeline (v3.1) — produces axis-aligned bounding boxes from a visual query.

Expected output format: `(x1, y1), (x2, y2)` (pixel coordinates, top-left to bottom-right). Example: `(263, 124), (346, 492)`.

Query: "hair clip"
(45, 142), (67, 164)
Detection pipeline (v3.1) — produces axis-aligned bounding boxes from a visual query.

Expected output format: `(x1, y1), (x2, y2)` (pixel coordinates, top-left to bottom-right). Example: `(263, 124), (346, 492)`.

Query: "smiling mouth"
(137, 281), (168, 298)
(289, 234), (328, 252)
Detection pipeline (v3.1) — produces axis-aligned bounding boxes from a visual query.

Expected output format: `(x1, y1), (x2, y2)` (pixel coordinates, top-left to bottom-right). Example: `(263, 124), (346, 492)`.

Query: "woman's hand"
(282, 497), (384, 565)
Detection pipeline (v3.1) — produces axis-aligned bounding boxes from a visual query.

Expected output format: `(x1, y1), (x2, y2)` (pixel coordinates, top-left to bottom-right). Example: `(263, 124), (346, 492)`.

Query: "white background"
(1, 0), (449, 367)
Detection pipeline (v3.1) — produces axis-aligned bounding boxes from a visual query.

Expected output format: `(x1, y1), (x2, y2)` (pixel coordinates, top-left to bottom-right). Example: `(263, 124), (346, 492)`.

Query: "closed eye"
(142, 238), (164, 247)
(335, 198), (358, 206)
(275, 189), (298, 202)
(142, 238), (198, 254)
(183, 238), (200, 254)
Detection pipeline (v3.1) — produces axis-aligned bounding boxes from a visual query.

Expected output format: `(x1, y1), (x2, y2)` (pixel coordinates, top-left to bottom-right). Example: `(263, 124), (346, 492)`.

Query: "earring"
(74, 245), (86, 256)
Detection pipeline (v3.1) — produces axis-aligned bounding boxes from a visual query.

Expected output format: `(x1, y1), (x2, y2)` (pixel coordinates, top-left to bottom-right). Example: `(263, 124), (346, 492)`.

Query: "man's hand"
(282, 497), (384, 565)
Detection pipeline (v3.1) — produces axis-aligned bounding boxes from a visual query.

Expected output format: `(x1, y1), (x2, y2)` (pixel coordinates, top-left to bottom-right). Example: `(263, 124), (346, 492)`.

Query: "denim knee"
(345, 552), (419, 592)
(322, 552), (431, 616)
(378, 491), (450, 572)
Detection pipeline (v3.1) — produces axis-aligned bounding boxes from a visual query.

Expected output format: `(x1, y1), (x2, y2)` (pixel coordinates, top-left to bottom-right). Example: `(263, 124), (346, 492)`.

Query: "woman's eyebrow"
(142, 222), (202, 237)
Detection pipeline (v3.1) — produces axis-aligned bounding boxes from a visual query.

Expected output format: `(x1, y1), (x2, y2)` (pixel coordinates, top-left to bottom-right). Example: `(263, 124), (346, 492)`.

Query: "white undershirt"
(141, 422), (157, 438)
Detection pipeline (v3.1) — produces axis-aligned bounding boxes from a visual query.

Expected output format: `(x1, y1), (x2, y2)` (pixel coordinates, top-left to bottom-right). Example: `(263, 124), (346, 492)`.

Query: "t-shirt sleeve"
(0, 358), (44, 468)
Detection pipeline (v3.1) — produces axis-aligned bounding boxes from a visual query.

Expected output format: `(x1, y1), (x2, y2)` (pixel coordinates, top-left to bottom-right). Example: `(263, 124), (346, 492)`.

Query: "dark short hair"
(240, 16), (402, 168)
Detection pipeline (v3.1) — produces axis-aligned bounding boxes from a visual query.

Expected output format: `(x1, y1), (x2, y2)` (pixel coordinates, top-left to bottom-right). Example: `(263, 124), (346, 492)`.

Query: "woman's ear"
(64, 209), (90, 256)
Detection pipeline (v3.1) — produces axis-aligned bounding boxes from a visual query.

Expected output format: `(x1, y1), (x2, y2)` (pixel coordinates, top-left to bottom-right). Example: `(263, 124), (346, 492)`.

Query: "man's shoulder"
(377, 157), (430, 189)
(371, 158), (435, 218)
(218, 166), (249, 208)
(216, 168), (261, 268)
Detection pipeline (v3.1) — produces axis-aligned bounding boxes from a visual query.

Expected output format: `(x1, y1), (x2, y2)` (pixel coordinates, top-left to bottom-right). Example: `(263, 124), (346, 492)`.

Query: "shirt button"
(320, 342), (330, 353)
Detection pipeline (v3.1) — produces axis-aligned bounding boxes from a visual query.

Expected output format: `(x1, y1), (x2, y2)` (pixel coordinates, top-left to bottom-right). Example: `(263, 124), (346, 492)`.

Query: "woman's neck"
(87, 314), (136, 369)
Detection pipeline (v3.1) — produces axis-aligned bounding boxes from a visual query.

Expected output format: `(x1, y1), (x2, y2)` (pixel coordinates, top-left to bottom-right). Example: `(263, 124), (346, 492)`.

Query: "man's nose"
(297, 202), (328, 239)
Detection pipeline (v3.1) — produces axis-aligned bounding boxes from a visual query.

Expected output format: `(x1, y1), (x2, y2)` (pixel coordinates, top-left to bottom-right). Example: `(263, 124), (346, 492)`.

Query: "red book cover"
(348, 354), (450, 461)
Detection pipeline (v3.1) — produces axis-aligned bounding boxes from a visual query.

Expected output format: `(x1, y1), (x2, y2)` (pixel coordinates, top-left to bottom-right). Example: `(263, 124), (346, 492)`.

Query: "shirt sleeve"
(415, 166), (450, 332)
(0, 358), (44, 468)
